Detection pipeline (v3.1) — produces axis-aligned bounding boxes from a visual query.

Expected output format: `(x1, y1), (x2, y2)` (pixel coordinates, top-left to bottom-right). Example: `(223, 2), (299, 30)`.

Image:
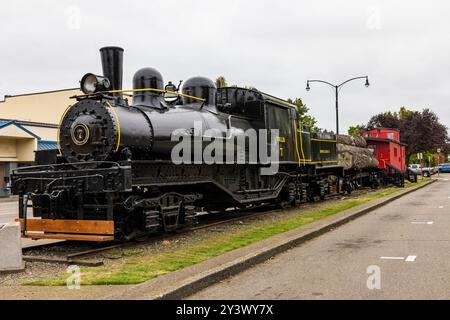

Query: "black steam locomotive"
(11, 47), (364, 241)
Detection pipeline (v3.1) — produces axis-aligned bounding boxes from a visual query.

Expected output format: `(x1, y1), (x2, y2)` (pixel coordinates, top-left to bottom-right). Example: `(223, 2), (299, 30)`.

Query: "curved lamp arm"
(306, 79), (336, 89)
(338, 76), (369, 88)
(307, 79), (336, 87)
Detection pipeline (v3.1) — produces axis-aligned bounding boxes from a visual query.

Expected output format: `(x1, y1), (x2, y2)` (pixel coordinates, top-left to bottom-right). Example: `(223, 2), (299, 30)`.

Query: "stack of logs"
(337, 135), (379, 170)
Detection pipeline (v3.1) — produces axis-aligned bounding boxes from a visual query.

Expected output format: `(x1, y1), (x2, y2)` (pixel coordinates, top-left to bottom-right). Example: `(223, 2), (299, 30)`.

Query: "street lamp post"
(306, 76), (370, 135)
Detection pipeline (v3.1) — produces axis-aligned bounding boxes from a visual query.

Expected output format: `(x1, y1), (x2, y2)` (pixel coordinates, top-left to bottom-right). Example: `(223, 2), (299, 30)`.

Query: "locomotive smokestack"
(100, 46), (124, 97)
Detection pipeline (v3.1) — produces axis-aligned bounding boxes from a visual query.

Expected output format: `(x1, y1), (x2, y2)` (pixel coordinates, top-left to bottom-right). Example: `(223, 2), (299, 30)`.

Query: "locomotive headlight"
(80, 73), (111, 94)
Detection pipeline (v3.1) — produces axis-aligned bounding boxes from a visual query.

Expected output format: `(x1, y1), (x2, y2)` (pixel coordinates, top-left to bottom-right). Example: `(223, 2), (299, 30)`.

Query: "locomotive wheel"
(277, 182), (296, 209)
(345, 181), (353, 194)
(278, 200), (291, 210)
(120, 192), (199, 240)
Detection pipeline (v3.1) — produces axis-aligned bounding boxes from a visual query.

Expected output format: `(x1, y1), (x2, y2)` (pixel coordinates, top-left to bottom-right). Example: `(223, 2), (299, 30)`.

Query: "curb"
(105, 180), (436, 300)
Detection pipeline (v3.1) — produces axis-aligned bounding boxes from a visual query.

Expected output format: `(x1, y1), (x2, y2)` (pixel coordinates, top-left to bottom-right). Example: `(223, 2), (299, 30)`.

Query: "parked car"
(408, 164), (423, 175)
(408, 164), (435, 177)
(427, 166), (437, 175)
(437, 163), (450, 173)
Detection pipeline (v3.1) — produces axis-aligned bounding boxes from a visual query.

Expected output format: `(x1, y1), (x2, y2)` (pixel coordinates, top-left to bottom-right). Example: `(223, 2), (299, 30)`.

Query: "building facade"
(0, 88), (80, 196)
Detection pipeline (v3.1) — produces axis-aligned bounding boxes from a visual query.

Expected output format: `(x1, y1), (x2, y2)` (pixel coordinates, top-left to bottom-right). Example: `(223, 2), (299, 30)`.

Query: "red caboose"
(361, 128), (406, 173)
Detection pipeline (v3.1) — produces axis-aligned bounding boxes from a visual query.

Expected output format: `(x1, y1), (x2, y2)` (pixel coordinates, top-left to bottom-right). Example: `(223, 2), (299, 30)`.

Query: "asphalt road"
(189, 175), (450, 299)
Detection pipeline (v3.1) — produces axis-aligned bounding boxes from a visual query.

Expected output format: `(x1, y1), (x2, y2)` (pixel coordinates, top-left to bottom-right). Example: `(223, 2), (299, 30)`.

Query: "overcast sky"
(1, 0), (449, 133)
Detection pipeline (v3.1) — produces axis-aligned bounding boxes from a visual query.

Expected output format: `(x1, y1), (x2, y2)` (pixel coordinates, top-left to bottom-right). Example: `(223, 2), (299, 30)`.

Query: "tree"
(348, 124), (365, 136)
(398, 106), (413, 120)
(401, 108), (449, 160)
(215, 76), (227, 88)
(287, 98), (321, 132)
(366, 111), (400, 129)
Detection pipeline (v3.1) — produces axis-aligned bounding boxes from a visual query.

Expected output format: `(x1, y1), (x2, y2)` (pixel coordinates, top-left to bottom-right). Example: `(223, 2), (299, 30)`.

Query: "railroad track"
(21, 187), (375, 266)
(21, 204), (280, 266)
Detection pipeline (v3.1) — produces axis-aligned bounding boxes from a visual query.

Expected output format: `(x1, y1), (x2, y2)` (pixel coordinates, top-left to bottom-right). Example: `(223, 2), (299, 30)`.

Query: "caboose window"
(394, 148), (398, 157)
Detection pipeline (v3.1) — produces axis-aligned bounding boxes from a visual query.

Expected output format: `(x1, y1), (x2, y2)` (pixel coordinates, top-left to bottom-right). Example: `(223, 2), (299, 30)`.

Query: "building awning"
(0, 120), (41, 139)
(1, 120), (57, 150)
(37, 140), (57, 151)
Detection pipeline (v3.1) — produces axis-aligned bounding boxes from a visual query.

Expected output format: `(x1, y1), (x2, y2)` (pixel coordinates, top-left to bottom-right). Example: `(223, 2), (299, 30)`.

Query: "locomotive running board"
(16, 218), (115, 242)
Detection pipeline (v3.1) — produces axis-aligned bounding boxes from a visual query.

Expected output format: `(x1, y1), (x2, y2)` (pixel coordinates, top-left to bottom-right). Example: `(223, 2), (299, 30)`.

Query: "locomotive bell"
(164, 81), (179, 103)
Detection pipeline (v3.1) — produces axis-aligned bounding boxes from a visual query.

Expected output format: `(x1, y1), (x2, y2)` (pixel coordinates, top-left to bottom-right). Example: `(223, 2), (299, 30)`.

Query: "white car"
(408, 164), (435, 177)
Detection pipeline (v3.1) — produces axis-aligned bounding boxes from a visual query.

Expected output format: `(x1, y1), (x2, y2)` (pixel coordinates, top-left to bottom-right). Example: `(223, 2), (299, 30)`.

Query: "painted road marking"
(411, 221), (434, 225)
(380, 256), (417, 262)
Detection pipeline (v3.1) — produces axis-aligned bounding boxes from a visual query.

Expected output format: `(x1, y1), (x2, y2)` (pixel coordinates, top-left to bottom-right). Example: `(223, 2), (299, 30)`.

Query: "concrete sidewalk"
(0, 195), (17, 203)
(104, 181), (434, 300)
